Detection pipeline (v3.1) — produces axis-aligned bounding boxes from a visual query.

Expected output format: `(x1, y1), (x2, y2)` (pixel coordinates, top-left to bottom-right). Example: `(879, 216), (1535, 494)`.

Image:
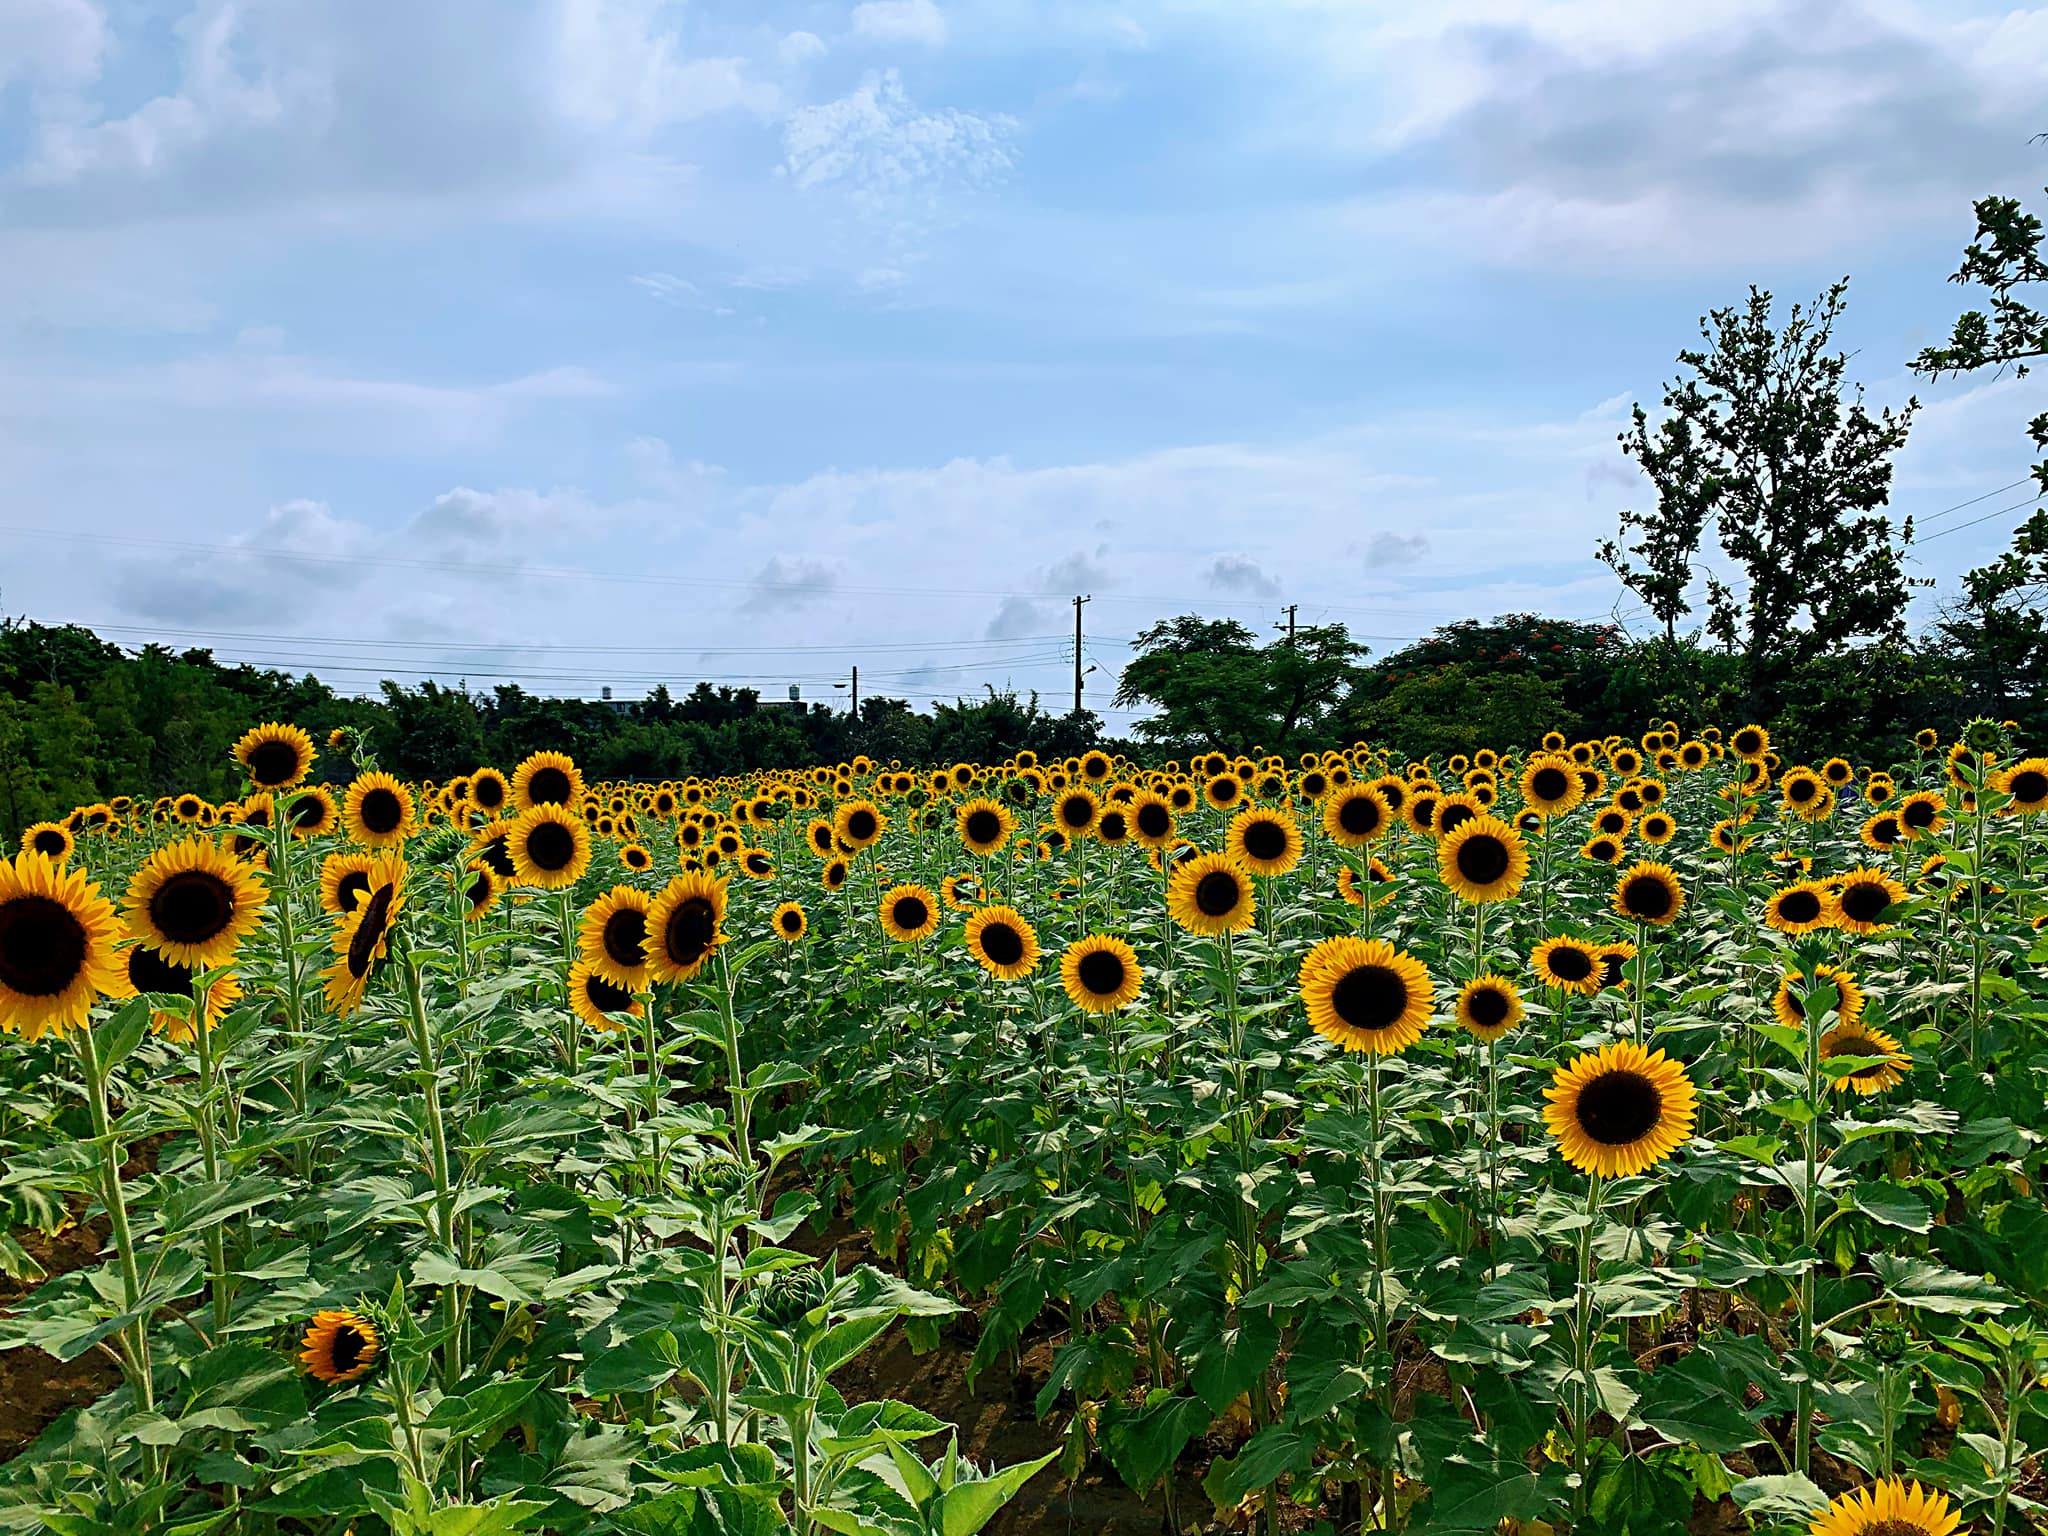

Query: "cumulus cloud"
(1043, 546), (1112, 590)
(850, 0), (947, 48)
(0, 0), (108, 89)
(1204, 553), (1281, 598)
(985, 594), (1050, 638)
(111, 498), (373, 625)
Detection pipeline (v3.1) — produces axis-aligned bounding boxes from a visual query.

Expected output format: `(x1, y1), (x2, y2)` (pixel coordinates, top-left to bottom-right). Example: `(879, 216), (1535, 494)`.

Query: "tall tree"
(1601, 407), (1718, 643)
(1622, 280), (1917, 714)
(1114, 616), (1367, 752)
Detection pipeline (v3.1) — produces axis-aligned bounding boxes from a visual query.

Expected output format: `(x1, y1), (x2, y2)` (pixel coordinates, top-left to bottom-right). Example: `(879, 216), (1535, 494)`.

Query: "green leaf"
(1851, 1182), (1933, 1233)
(1206, 1427), (1310, 1504)
(1872, 1254), (2013, 1316)
(1185, 1308), (1279, 1415)
(421, 1376), (541, 1439)
(1729, 1472), (1829, 1519)
(1634, 1354), (1762, 1454)
(1099, 1393), (1210, 1496)
(936, 1452), (1058, 1536)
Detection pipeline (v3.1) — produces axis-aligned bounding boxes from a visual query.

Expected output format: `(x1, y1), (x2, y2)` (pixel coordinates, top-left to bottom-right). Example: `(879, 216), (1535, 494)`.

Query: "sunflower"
(1518, 754), (1584, 818)
(233, 722), (317, 790)
(1337, 859), (1393, 905)
(1818, 1020), (1911, 1097)
(344, 772), (416, 849)
(319, 852), (375, 916)
(1594, 940), (1637, 992)
(1730, 724), (1771, 762)
(1857, 811), (1903, 852)
(1456, 974), (1523, 1043)
(772, 901), (807, 942)
(739, 849), (775, 881)
(0, 853), (125, 1040)
(1226, 806), (1303, 877)
(1806, 1477), (1957, 1536)
(1079, 749), (1114, 782)
(1772, 963), (1866, 1031)
(1437, 814), (1528, 904)
(965, 905), (1039, 980)
(1545, 1041), (1697, 1179)
(646, 871), (729, 983)
(1594, 804), (1633, 839)
(509, 804), (592, 891)
(879, 884), (939, 943)
(124, 838), (268, 968)
(299, 1309), (381, 1385)
(834, 798), (887, 850)
(466, 767), (511, 819)
(1636, 810), (1676, 845)
(21, 821), (75, 862)
(1300, 936), (1433, 1055)
(118, 943), (240, 1043)
(1612, 861), (1684, 926)
(1833, 868), (1907, 935)
(321, 876), (404, 1018)
(1167, 851), (1257, 937)
(1060, 934), (1143, 1013)
(619, 842), (654, 874)
(822, 858), (850, 893)
(512, 750), (583, 812)
(957, 798), (1014, 856)
(579, 886), (653, 990)
(1052, 787), (1101, 839)
(1322, 785), (1391, 848)
(569, 960), (643, 1030)
(1765, 880), (1835, 935)
(459, 864), (500, 922)
(1532, 935), (1602, 996)
(1896, 790), (1947, 840)
(1995, 757), (2048, 813)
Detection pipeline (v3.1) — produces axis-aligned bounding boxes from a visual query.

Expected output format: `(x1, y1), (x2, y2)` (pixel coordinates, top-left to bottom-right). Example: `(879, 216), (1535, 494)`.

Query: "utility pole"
(1275, 604), (1298, 647)
(850, 665), (859, 722)
(1072, 594), (1091, 715)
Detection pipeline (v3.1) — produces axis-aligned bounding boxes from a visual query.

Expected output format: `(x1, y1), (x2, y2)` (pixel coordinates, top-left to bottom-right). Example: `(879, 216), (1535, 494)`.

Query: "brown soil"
(0, 1216), (119, 1461)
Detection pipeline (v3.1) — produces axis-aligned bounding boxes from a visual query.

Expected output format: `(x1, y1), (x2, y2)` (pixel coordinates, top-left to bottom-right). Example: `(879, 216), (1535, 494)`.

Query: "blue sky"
(2, 0), (2045, 727)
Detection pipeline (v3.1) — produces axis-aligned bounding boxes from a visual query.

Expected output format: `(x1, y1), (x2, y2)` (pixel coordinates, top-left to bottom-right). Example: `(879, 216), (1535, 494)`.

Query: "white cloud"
(851, 0), (947, 47)
(0, 0), (108, 89)
(1364, 531), (1429, 568)
(1205, 553), (1282, 598)
(743, 555), (839, 613)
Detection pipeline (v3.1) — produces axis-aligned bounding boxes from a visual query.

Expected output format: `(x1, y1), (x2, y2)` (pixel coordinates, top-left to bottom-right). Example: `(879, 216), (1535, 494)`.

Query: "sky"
(2, 0), (2046, 729)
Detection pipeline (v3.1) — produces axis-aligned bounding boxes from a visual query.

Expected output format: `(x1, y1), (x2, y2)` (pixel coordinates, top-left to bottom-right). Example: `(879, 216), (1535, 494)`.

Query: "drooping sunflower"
(299, 1309), (381, 1385)
(508, 804), (592, 891)
(1532, 935), (1602, 996)
(1437, 814), (1528, 904)
(321, 877), (404, 1017)
(21, 821), (75, 862)
(834, 798), (887, 851)
(879, 884), (939, 943)
(0, 852), (126, 1040)
(1226, 806), (1303, 877)
(512, 750), (583, 812)
(1765, 880), (1835, 935)
(1772, 960), (1866, 1030)
(569, 960), (643, 1030)
(1299, 936), (1433, 1055)
(1833, 868), (1906, 935)
(1456, 974), (1523, 1043)
(772, 901), (806, 942)
(233, 722), (317, 791)
(957, 798), (1014, 857)
(964, 904), (1039, 981)
(1544, 1041), (1698, 1179)
(1322, 784), (1391, 848)
(1818, 1020), (1911, 1097)
(1518, 755), (1584, 818)
(124, 838), (268, 969)
(1612, 861), (1684, 926)
(646, 871), (729, 983)
(1060, 934), (1143, 1013)
(1167, 851), (1257, 937)
(1806, 1477), (1957, 1536)
(118, 943), (240, 1043)
(579, 886), (653, 990)
(344, 772), (417, 849)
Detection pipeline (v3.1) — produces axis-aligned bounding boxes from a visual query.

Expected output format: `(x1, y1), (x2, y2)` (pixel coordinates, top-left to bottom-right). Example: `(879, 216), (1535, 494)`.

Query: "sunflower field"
(3, 719), (2048, 1536)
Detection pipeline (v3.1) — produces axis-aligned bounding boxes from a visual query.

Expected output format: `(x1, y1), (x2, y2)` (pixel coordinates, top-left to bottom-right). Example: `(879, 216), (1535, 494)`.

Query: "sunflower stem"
(75, 1021), (158, 1473)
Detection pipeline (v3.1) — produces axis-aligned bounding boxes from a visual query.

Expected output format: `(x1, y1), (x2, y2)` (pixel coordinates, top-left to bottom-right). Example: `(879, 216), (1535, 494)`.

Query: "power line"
(1915, 493), (2044, 544)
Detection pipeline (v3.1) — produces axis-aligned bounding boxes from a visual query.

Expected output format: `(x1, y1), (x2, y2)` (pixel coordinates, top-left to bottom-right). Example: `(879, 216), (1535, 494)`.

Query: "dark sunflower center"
(585, 972), (634, 1013)
(826, 865), (846, 888)
(1455, 834), (1510, 886)
(1575, 1070), (1661, 1145)
(2012, 770), (2047, 802)
(1330, 964), (1406, 1032)
(242, 805), (271, 829)
(464, 872), (492, 909)
(847, 810), (878, 840)
(1438, 803), (1477, 836)
(1821, 1034), (1889, 1079)
(664, 897), (717, 964)
(290, 794), (327, 827)
(603, 909), (648, 968)
(1339, 795), (1381, 836)
(149, 870), (235, 946)
(1099, 811), (1129, 841)
(1302, 773), (1328, 797)
(0, 895), (88, 999)
(1077, 948), (1126, 996)
(1902, 799), (1936, 828)
(891, 896), (931, 932)
(1531, 766), (1569, 801)
(1871, 817), (1900, 845)
(813, 827), (834, 852)
(979, 922), (1025, 967)
(1243, 819), (1287, 861)
(1622, 875), (1674, 920)
(1839, 881), (1890, 924)
(1137, 803), (1172, 838)
(780, 909), (802, 933)
(347, 884), (396, 977)
(965, 809), (1002, 844)
(1194, 869), (1243, 917)
(1547, 945), (1594, 982)
(747, 854), (771, 874)
(1060, 798), (1093, 829)
(527, 766), (573, 805)
(525, 820), (576, 871)
(1778, 889), (1821, 924)
(1211, 779), (1238, 803)
(337, 870), (371, 912)
(30, 829), (68, 855)
(1465, 986), (1510, 1027)
(359, 788), (404, 835)
(480, 837), (515, 877)
(1853, 1520), (1924, 1536)
(1599, 952), (1628, 988)
(1789, 778), (1816, 802)
(473, 777), (505, 809)
(128, 944), (194, 996)
(246, 738), (301, 787)
(331, 1324), (367, 1373)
